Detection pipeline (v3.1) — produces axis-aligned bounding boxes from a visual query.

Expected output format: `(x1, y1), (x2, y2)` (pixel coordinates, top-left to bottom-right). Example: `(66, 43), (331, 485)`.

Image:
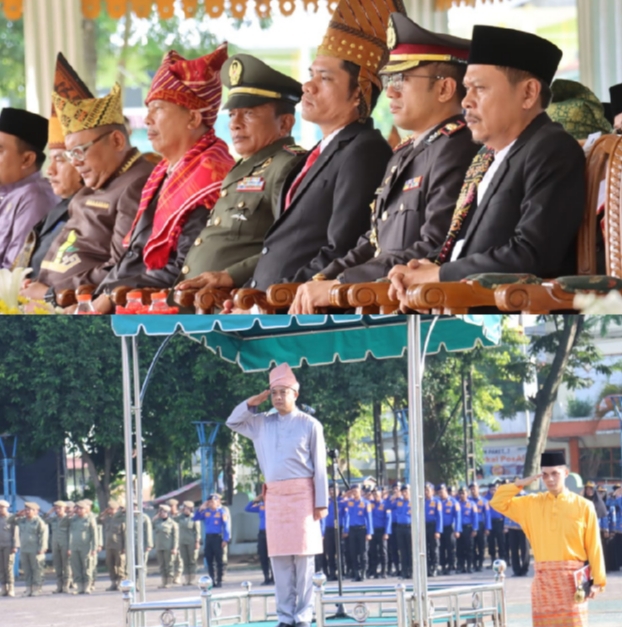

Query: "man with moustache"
(89, 45), (235, 313)
(388, 26), (586, 305)
(240, 0), (399, 297)
(289, 14), (478, 313)
(172, 53), (306, 304)
(26, 64), (154, 307)
(18, 53), (85, 298)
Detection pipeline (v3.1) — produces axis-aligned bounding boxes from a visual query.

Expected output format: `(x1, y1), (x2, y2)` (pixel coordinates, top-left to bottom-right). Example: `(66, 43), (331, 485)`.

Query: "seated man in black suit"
(237, 0), (401, 299)
(387, 25), (586, 306)
(289, 14), (479, 314)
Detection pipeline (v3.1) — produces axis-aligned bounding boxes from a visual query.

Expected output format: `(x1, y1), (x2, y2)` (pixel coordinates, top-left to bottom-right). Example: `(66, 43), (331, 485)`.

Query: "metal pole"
(132, 337), (146, 604)
(122, 337), (136, 588)
(407, 316), (429, 627)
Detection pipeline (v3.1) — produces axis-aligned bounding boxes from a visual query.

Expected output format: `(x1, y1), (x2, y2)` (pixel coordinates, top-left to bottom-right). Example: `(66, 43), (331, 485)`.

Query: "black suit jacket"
(321, 115), (478, 283)
(248, 119), (392, 290)
(438, 113), (586, 282)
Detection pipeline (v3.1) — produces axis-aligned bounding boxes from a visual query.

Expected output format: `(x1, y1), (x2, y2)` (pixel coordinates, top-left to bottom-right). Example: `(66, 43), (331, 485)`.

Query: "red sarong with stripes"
(532, 561), (588, 627)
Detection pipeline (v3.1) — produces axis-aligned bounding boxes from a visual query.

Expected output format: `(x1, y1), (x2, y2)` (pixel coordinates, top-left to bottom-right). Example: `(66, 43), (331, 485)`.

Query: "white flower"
(0, 267), (32, 310)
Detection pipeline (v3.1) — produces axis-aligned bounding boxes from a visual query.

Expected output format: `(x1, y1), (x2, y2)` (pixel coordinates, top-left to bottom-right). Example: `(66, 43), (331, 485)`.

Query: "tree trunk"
(372, 400), (386, 485)
(77, 442), (110, 508)
(392, 408), (400, 483)
(116, 5), (133, 94)
(523, 315), (582, 477)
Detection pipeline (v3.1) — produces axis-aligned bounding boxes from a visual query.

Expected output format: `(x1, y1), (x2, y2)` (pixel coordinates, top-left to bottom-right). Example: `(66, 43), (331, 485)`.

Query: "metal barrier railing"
(122, 563), (507, 627)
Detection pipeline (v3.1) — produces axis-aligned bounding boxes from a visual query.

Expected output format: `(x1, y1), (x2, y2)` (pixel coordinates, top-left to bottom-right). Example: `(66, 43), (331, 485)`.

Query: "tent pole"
(122, 337), (137, 589)
(132, 336), (146, 603)
(407, 316), (429, 627)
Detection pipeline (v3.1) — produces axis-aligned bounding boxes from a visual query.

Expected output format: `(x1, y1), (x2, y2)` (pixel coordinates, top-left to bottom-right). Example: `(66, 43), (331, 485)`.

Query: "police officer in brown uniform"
(0, 500), (18, 597)
(290, 13), (478, 313)
(99, 500), (125, 591)
(174, 54), (306, 301)
(46, 500), (72, 593)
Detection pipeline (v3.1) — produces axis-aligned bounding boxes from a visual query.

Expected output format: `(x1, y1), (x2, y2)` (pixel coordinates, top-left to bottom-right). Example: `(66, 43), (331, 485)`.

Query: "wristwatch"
(43, 286), (58, 307)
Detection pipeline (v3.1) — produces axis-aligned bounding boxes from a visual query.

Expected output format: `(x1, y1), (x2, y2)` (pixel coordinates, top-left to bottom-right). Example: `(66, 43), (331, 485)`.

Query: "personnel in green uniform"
(0, 499), (19, 597)
(167, 498), (183, 584)
(153, 504), (179, 588)
(15, 502), (48, 596)
(99, 500), (126, 591)
(47, 501), (72, 593)
(178, 501), (202, 585)
(174, 53), (306, 304)
(69, 500), (98, 594)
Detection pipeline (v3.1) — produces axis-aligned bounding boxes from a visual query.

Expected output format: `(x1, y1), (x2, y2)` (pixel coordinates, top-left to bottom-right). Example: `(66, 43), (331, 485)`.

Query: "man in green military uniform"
(0, 499), (19, 597)
(15, 502), (48, 596)
(69, 500), (98, 594)
(178, 501), (202, 585)
(167, 498), (183, 584)
(46, 501), (72, 593)
(153, 504), (179, 589)
(174, 53), (306, 305)
(98, 500), (126, 591)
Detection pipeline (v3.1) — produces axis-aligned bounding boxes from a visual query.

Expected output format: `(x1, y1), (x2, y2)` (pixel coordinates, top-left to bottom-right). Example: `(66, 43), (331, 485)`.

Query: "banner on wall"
(482, 445), (526, 480)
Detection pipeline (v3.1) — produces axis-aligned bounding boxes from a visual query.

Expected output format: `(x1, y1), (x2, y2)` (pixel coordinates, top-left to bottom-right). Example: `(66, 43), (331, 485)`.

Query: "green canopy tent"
(111, 313), (502, 624)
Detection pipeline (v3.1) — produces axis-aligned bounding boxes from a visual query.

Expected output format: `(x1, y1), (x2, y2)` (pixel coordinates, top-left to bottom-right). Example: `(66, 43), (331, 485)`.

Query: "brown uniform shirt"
(38, 149), (154, 290)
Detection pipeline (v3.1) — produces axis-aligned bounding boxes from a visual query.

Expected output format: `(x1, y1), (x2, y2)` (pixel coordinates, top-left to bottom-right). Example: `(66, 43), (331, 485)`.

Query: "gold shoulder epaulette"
(393, 135), (413, 152)
(283, 144), (307, 155)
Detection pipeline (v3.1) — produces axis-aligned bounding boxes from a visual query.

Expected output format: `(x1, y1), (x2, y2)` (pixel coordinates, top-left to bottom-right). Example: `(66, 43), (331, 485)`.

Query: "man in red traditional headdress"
(89, 43), (235, 313)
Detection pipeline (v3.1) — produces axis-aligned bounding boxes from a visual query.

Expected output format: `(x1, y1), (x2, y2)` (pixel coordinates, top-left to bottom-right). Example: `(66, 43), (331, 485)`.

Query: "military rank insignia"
(237, 176), (265, 192)
(283, 144), (307, 155)
(403, 176), (422, 191)
(440, 120), (466, 136)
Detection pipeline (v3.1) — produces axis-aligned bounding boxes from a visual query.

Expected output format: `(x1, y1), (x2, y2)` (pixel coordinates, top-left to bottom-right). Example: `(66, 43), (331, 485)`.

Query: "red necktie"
(284, 145), (321, 210)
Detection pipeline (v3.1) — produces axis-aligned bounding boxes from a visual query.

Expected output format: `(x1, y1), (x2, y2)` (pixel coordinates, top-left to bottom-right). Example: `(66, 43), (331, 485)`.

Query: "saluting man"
(69, 500), (97, 595)
(15, 502), (48, 597)
(153, 504), (179, 589)
(227, 364), (328, 627)
(424, 483), (442, 577)
(469, 482), (491, 572)
(456, 487), (479, 574)
(368, 486), (391, 579)
(0, 499), (19, 597)
(178, 501), (202, 586)
(437, 483), (462, 575)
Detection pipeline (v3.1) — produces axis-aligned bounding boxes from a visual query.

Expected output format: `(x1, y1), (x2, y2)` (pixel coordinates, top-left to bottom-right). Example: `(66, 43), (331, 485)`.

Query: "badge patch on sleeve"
(403, 176), (422, 191)
(236, 177), (265, 192)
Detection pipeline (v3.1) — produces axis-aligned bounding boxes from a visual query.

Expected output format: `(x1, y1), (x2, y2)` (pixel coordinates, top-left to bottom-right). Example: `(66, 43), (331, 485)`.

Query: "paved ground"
(2, 560), (621, 627)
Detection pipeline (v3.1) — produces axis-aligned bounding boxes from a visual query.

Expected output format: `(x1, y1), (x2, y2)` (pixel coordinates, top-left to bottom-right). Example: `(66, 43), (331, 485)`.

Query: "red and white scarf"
(124, 129), (234, 270)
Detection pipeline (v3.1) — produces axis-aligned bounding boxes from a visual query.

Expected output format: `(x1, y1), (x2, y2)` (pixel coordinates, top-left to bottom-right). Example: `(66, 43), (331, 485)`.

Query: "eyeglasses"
(64, 130), (113, 163)
(381, 72), (445, 92)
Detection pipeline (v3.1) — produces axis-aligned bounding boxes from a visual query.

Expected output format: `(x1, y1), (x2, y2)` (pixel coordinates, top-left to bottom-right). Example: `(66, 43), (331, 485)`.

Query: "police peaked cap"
(0, 107), (48, 152)
(468, 25), (562, 85)
(381, 12), (470, 74)
(222, 54), (303, 110)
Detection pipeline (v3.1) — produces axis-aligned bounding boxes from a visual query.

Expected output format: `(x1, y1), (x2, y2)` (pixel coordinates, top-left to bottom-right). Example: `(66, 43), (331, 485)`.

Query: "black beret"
(0, 108), (48, 152)
(468, 25), (562, 85)
(541, 450), (566, 467)
(609, 83), (622, 117)
(222, 54), (302, 110)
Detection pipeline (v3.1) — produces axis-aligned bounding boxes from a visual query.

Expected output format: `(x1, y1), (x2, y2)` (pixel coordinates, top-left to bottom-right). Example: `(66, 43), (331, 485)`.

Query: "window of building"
(579, 447), (622, 480)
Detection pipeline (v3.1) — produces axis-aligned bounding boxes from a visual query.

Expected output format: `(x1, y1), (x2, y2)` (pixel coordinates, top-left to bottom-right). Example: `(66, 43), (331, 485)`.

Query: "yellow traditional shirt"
(490, 484), (606, 587)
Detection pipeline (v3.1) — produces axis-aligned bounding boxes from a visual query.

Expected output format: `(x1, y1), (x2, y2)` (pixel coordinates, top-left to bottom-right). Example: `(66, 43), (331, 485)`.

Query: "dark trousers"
(395, 524), (412, 578)
(387, 528), (400, 575)
(611, 533), (622, 571)
(204, 534), (224, 585)
(488, 519), (506, 564)
(508, 528), (530, 575)
(323, 527), (337, 579)
(425, 522), (439, 575)
(348, 526), (368, 579)
(440, 525), (456, 572)
(456, 524), (474, 572)
(257, 530), (272, 582)
(472, 522), (486, 569)
(368, 528), (387, 576)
